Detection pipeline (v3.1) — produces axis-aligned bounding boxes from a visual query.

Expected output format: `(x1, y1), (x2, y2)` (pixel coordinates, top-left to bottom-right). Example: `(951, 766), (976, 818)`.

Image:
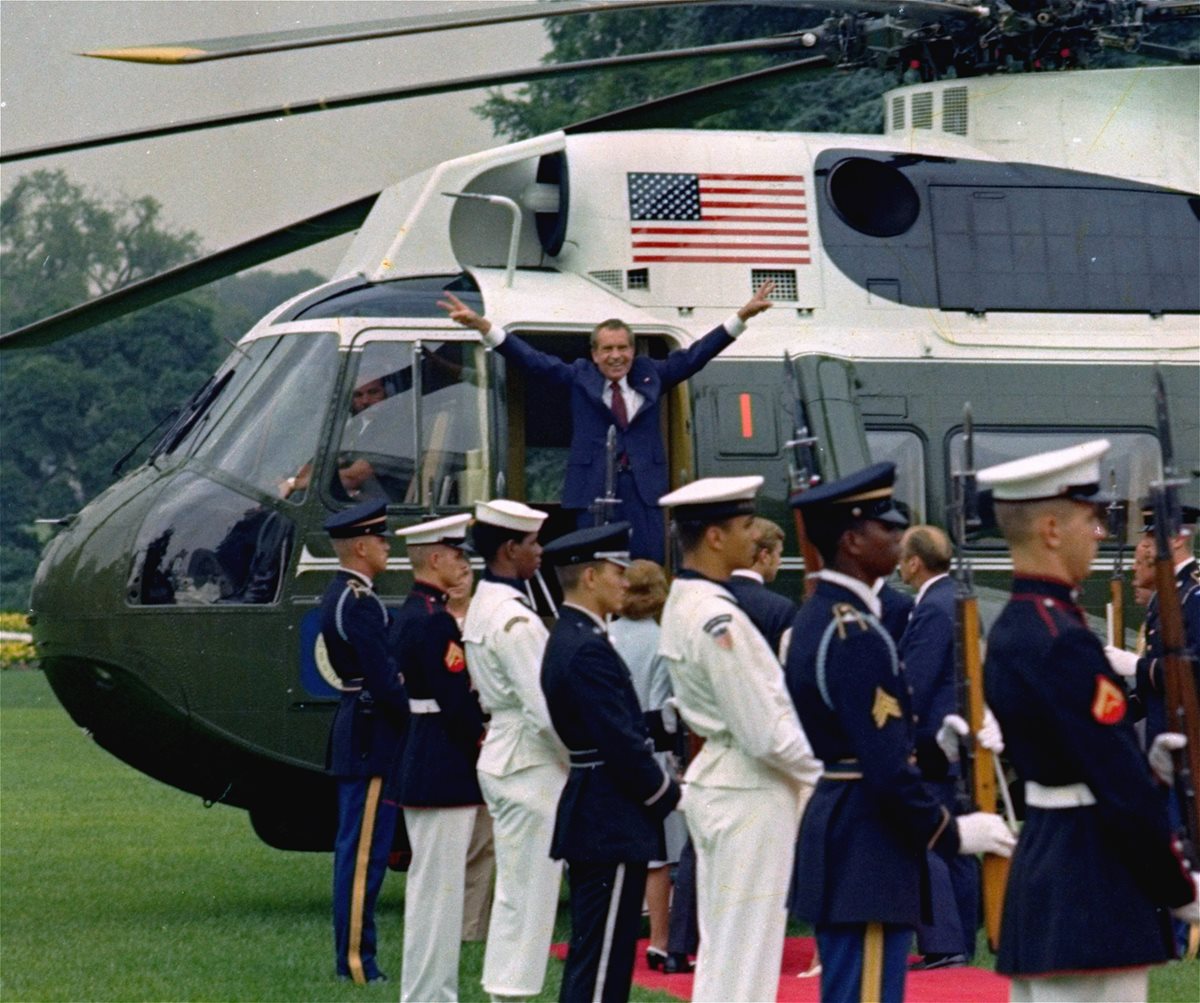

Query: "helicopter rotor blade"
(0, 196), (376, 351)
(566, 53), (833, 131)
(3, 33), (819, 163)
(79, 0), (986, 64)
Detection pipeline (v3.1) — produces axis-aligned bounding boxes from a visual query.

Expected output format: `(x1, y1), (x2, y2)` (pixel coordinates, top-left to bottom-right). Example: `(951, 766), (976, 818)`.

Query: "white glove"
(1104, 644), (1138, 678)
(1148, 732), (1187, 786)
(661, 696), (680, 735)
(676, 781), (689, 815)
(1171, 873), (1200, 925)
(937, 708), (1004, 763)
(956, 811), (1017, 857)
(937, 714), (970, 764)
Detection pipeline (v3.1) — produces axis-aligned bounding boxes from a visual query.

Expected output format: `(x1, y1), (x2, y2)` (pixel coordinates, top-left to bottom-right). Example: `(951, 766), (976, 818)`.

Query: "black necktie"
(609, 380), (629, 429)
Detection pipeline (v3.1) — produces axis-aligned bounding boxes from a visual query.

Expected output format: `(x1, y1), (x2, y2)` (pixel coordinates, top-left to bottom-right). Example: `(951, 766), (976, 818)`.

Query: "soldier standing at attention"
(785, 463), (1015, 1003)
(540, 522), (680, 1003)
(393, 514), (487, 1003)
(656, 476), (823, 1003)
(461, 499), (569, 1001)
(321, 499), (409, 986)
(979, 440), (1197, 1002)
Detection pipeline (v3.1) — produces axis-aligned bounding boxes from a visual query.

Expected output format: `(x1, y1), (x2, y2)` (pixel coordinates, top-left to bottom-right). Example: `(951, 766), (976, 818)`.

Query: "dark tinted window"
(288, 275), (482, 321)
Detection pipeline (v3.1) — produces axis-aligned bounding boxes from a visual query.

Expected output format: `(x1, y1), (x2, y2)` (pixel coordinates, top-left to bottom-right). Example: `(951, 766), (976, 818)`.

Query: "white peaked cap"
(978, 439), (1111, 502)
(659, 475), (764, 521)
(395, 513), (471, 546)
(474, 499), (547, 533)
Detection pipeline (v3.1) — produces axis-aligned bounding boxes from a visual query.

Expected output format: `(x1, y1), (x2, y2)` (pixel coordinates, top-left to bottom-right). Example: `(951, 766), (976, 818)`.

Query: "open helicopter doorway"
(498, 328), (691, 568)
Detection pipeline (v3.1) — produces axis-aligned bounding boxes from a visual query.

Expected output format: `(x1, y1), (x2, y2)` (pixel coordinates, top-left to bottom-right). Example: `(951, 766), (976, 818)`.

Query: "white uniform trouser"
(687, 781), (800, 1003)
(1010, 969), (1149, 1003)
(479, 763), (567, 997)
(401, 806), (476, 1003)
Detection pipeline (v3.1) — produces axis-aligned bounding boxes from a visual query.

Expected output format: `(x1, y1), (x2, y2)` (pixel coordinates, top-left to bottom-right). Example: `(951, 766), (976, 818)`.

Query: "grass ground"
(2, 669), (1196, 1001)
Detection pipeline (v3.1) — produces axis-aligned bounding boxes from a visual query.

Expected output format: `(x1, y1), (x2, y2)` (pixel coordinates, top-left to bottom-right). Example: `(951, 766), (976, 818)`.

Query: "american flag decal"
(627, 172), (809, 265)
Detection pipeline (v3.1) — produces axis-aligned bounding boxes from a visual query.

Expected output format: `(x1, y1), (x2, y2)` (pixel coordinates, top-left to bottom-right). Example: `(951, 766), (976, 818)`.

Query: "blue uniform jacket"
(786, 576), (959, 927)
(898, 575), (960, 780)
(494, 324), (734, 509)
(541, 606), (680, 862)
(321, 570), (410, 779)
(985, 575), (1193, 976)
(392, 581), (486, 807)
(1135, 558), (1200, 741)
(724, 573), (798, 659)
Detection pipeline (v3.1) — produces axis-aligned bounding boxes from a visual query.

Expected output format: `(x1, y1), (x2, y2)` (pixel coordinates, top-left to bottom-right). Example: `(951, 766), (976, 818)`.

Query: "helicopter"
(1, 0), (1197, 850)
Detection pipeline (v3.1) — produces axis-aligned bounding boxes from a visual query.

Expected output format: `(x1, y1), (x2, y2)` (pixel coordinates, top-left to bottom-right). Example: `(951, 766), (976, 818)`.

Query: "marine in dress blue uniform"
(979, 440), (1197, 1002)
(540, 523), (681, 1003)
(392, 514), (488, 1003)
(785, 464), (1014, 1003)
(438, 284), (775, 563)
(321, 500), (409, 985)
(897, 525), (980, 966)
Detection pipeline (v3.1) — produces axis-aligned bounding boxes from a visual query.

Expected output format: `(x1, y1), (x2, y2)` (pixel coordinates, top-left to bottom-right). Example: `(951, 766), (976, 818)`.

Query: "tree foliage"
(474, 4), (889, 139)
(0, 170), (324, 609)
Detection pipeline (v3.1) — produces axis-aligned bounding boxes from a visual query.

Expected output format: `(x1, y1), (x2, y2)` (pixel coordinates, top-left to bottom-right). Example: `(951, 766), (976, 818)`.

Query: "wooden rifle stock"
(960, 590), (1010, 951)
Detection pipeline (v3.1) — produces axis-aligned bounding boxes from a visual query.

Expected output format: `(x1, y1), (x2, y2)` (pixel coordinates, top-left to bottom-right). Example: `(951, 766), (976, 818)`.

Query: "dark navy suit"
(786, 573), (960, 1003)
(322, 569), (409, 984)
(493, 324), (736, 562)
(985, 575), (1193, 977)
(541, 605), (680, 1002)
(898, 573), (980, 959)
(877, 581), (915, 646)
(725, 570), (798, 659)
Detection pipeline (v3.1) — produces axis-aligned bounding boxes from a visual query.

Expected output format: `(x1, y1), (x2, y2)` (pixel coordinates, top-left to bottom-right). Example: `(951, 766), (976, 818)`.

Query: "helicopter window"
(333, 339), (490, 507)
(826, 159), (921, 238)
(946, 430), (1161, 547)
(867, 429), (927, 524)
(192, 333), (339, 498)
(288, 274), (482, 321)
(128, 473), (293, 606)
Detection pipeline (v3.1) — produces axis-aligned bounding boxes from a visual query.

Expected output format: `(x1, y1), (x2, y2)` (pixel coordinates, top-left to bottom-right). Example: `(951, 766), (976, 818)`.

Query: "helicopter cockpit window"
(331, 339), (490, 507)
(867, 429), (927, 523)
(128, 473), (293, 606)
(191, 333), (339, 498)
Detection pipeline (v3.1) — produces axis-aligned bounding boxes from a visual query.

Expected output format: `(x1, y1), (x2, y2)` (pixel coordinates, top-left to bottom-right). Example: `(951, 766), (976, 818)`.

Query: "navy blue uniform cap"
(789, 461), (908, 528)
(324, 499), (388, 538)
(543, 522), (632, 567)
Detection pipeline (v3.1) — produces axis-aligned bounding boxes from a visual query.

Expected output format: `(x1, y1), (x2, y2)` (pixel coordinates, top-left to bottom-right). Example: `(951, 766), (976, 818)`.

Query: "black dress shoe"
(646, 947), (669, 971)
(908, 953), (968, 971)
(663, 952), (695, 974)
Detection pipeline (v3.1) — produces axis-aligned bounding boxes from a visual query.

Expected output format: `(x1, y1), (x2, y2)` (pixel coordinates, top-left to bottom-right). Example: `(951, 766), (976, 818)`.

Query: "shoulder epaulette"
(831, 602), (869, 639)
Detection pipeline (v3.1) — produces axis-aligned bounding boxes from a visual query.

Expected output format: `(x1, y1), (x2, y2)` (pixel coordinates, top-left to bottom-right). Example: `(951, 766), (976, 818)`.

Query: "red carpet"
(553, 937), (1011, 1002)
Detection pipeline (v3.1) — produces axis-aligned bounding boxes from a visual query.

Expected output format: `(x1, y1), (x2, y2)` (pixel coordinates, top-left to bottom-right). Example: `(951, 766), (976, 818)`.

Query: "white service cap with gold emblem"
(978, 439), (1112, 503)
(659, 475), (764, 522)
(474, 499), (547, 534)
(395, 513), (472, 547)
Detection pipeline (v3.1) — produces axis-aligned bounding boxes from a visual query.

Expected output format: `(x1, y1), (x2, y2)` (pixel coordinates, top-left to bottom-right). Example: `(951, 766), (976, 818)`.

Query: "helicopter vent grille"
(590, 269), (624, 291)
(943, 87), (968, 135)
(752, 269), (797, 302)
(912, 92), (934, 129)
(891, 95), (905, 131)
(627, 268), (649, 291)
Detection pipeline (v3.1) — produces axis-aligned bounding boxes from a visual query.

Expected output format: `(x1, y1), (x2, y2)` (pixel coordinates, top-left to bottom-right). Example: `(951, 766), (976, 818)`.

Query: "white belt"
(409, 698), (442, 714)
(1025, 781), (1096, 809)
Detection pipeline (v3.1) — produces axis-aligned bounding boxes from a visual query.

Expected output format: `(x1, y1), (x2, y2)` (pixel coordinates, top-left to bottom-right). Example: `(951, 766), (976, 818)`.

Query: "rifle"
(1149, 370), (1200, 873)
(1106, 469), (1128, 648)
(950, 404), (1012, 952)
(590, 425), (621, 527)
(783, 352), (823, 597)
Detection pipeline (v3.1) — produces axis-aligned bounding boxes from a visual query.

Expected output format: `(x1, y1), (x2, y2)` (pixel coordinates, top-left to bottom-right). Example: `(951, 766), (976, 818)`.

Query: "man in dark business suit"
(439, 282), (775, 563)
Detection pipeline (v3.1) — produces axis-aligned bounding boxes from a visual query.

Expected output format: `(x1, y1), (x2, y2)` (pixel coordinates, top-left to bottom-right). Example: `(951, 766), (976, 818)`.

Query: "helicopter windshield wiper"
(112, 405), (183, 476)
(150, 370), (235, 462)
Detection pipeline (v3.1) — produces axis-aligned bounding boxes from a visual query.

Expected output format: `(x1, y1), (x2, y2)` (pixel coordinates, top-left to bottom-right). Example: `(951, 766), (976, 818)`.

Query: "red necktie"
(609, 380), (629, 429)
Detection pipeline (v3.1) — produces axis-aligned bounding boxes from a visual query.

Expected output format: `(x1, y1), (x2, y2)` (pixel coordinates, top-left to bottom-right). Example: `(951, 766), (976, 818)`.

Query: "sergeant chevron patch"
(1091, 674), (1126, 724)
(871, 687), (902, 728)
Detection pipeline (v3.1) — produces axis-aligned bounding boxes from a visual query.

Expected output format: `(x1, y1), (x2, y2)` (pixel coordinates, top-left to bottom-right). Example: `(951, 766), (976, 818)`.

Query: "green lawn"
(1, 669), (1196, 1001)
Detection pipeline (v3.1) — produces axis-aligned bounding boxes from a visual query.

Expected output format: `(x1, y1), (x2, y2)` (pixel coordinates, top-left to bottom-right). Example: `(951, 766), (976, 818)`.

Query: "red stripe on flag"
(697, 173), (804, 181)
(631, 226), (808, 236)
(632, 255), (812, 264)
(632, 241), (810, 250)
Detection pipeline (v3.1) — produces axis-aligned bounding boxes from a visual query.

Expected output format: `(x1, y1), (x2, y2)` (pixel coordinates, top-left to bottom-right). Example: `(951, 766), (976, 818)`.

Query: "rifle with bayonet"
(590, 425), (621, 527)
(1149, 370), (1200, 877)
(783, 352), (823, 597)
(1107, 469), (1128, 649)
(950, 404), (1012, 952)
